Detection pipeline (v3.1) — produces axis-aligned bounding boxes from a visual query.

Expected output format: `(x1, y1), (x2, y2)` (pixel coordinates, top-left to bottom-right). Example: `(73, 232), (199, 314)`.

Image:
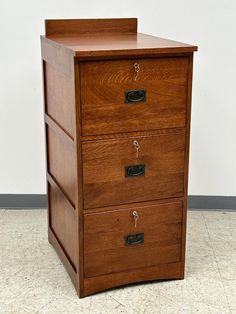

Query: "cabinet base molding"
(83, 262), (183, 297)
(49, 225), (183, 297)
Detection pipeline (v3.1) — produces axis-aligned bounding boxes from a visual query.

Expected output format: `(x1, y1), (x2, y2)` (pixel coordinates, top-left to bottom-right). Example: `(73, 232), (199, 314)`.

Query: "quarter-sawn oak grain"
(82, 131), (185, 208)
(84, 201), (182, 277)
(41, 18), (197, 298)
(81, 57), (189, 135)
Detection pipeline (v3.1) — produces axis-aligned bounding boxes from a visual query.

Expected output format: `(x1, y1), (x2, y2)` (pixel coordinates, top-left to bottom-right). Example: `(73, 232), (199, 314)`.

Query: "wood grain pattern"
(45, 18), (137, 36)
(49, 182), (77, 268)
(74, 59), (85, 296)
(84, 261), (182, 296)
(47, 126), (77, 206)
(84, 197), (184, 214)
(45, 63), (76, 138)
(45, 33), (197, 60)
(48, 227), (77, 287)
(181, 54), (194, 278)
(41, 36), (75, 76)
(84, 201), (182, 277)
(41, 18), (197, 298)
(81, 127), (186, 142)
(45, 114), (75, 145)
(43, 47), (84, 297)
(43, 17), (197, 60)
(82, 131), (185, 208)
(81, 57), (188, 135)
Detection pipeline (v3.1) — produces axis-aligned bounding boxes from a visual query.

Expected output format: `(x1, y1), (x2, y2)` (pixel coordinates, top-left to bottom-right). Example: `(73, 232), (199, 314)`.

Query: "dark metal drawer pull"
(125, 164), (145, 177)
(125, 89), (146, 103)
(125, 233), (144, 245)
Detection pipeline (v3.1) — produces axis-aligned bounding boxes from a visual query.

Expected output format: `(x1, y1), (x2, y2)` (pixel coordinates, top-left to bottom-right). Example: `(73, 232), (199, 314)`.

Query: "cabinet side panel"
(49, 183), (77, 269)
(47, 126), (77, 206)
(41, 37), (74, 76)
(45, 63), (76, 138)
(41, 39), (81, 295)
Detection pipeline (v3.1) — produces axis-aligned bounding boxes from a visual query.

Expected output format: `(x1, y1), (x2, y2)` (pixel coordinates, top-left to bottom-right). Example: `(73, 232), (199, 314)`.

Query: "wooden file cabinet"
(41, 18), (197, 297)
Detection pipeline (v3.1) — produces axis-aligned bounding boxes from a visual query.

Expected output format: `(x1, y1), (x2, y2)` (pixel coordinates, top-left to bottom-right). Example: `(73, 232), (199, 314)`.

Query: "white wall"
(0, 0), (235, 195)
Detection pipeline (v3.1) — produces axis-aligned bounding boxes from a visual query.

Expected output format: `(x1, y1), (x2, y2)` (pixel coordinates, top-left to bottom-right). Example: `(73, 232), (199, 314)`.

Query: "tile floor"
(0, 209), (236, 314)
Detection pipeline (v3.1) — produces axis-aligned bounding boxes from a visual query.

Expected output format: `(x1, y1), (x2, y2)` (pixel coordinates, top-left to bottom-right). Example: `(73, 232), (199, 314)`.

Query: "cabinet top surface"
(41, 18), (197, 59)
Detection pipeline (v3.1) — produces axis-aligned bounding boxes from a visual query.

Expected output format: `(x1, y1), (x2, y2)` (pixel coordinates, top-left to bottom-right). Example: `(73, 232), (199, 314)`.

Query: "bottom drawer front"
(84, 201), (183, 278)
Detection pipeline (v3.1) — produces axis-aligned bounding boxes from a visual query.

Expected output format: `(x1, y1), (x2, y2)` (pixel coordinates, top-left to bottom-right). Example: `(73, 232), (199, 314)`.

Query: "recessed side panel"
(47, 126), (77, 206)
(45, 62), (76, 138)
(49, 182), (77, 269)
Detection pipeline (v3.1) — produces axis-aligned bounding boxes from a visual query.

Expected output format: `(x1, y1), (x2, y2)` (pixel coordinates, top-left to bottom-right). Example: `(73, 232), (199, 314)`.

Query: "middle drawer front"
(84, 200), (183, 278)
(82, 131), (185, 209)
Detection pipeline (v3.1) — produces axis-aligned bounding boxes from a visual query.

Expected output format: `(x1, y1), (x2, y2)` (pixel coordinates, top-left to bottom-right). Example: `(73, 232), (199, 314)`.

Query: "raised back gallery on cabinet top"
(41, 18), (197, 60)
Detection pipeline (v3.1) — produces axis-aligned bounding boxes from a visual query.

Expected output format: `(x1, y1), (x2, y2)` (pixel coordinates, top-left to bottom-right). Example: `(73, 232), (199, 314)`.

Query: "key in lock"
(133, 140), (140, 158)
(132, 210), (139, 228)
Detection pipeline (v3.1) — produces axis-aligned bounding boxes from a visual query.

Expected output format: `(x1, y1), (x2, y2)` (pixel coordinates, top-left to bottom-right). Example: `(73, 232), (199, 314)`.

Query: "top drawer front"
(81, 57), (189, 136)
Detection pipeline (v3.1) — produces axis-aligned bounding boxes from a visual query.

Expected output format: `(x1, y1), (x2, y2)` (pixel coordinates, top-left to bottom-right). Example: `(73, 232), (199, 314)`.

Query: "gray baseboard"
(0, 194), (47, 209)
(0, 194), (236, 210)
(188, 195), (236, 211)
